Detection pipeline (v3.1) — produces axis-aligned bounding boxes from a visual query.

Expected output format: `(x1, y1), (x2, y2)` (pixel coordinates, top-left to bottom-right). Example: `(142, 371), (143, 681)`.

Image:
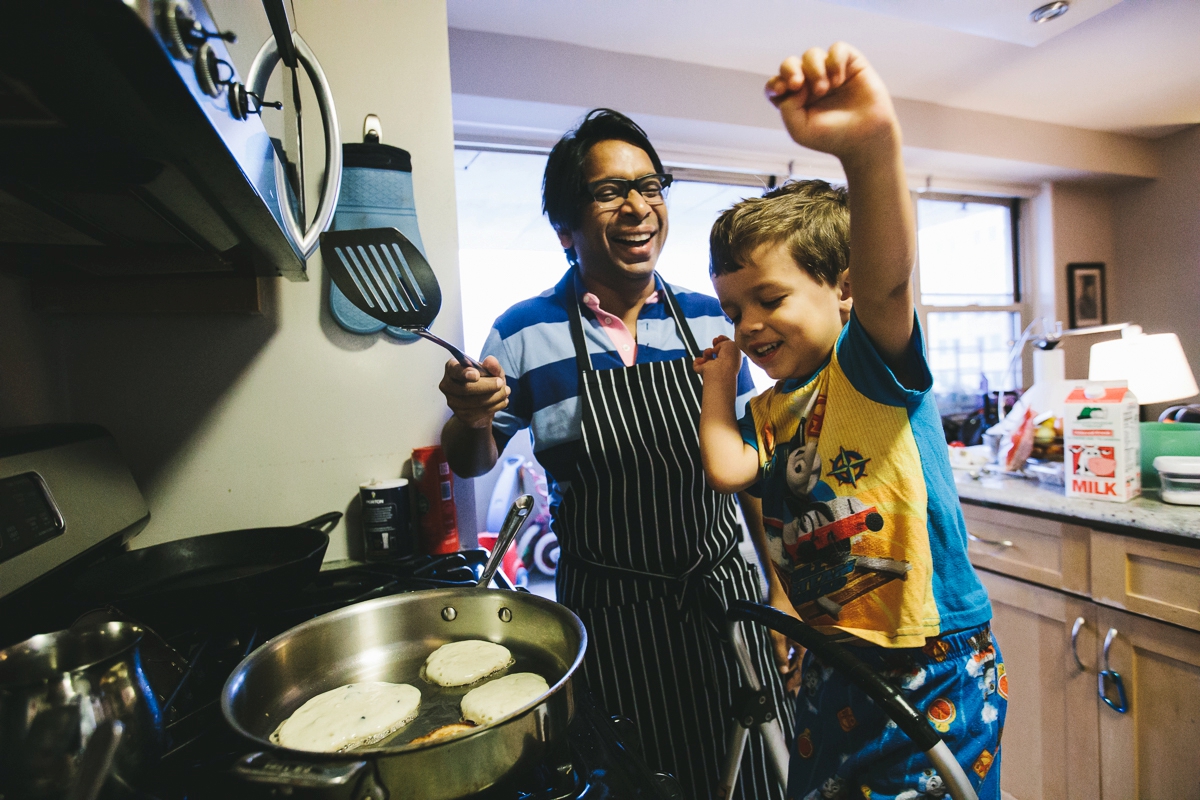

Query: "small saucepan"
(0, 621), (163, 799)
(221, 497), (588, 799)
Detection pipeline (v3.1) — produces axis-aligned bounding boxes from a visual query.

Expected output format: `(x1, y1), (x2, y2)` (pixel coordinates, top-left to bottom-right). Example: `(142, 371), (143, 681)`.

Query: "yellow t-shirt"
(740, 314), (991, 648)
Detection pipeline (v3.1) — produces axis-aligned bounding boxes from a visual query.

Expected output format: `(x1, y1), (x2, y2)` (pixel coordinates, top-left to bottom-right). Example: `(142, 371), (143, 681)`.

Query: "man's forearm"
(441, 416), (499, 478)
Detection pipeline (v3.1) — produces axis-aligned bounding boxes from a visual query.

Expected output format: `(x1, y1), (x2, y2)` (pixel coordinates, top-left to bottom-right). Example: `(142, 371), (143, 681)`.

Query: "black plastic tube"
(728, 600), (941, 752)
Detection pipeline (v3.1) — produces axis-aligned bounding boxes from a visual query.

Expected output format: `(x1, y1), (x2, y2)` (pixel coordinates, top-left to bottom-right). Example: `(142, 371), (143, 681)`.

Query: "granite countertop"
(954, 470), (1200, 543)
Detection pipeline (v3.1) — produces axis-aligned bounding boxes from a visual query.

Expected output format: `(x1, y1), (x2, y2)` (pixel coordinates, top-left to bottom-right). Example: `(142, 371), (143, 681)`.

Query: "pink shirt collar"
(580, 290), (659, 367)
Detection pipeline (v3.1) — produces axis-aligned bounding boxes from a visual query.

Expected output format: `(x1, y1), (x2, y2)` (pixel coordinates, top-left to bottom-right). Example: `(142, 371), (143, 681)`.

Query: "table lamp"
(1089, 328), (1199, 404)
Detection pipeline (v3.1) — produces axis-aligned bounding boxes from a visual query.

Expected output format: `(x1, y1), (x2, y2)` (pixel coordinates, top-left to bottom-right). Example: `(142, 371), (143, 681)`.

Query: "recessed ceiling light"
(1030, 1), (1070, 23)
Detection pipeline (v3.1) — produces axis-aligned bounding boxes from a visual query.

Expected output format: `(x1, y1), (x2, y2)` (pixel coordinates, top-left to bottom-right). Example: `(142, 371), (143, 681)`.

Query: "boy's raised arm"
(694, 336), (761, 493)
(767, 44), (919, 385)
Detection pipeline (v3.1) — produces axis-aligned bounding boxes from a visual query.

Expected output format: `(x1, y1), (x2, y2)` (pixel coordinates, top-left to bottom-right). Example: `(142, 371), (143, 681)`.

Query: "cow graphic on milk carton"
(1063, 383), (1140, 502)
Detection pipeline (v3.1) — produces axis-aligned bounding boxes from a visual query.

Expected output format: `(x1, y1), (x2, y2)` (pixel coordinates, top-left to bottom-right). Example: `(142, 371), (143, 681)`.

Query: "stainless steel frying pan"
(221, 497), (586, 799)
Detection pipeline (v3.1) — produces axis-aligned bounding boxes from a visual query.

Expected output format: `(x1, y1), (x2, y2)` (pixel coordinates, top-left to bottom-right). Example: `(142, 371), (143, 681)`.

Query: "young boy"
(694, 44), (1005, 800)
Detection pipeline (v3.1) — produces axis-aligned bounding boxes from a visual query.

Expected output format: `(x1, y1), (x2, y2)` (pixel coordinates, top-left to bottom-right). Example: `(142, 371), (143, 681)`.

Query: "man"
(439, 109), (793, 799)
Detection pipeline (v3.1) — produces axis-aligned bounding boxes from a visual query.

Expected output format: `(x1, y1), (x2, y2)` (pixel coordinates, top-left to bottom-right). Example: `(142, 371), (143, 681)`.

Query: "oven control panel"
(0, 472), (65, 566)
(0, 425), (148, 604)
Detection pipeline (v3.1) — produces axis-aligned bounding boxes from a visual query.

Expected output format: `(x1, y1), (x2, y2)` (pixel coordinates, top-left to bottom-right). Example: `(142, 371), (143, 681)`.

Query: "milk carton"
(1063, 381), (1140, 502)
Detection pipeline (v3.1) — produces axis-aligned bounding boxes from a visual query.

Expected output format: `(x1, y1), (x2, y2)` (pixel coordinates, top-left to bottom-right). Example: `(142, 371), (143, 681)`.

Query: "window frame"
(912, 191), (1028, 393)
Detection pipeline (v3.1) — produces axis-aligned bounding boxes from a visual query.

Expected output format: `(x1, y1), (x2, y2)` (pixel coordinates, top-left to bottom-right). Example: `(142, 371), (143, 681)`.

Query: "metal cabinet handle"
(968, 532), (1014, 548)
(1098, 628), (1128, 714)
(1070, 616), (1087, 672)
(247, 32), (343, 260)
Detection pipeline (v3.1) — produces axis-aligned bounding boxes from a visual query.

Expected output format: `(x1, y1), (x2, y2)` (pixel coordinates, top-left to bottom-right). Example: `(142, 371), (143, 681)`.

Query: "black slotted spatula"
(320, 227), (489, 373)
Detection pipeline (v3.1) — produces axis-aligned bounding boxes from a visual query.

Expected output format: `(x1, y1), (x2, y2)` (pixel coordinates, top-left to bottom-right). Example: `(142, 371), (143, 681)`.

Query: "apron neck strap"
(565, 267), (702, 372)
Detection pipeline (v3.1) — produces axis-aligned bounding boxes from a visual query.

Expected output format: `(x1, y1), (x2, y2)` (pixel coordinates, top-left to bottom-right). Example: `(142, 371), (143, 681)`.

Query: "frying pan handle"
(298, 512), (343, 533)
(234, 752), (371, 790)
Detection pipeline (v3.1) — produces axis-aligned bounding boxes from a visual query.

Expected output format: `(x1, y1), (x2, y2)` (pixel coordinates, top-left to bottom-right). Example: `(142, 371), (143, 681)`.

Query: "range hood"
(0, 0), (340, 289)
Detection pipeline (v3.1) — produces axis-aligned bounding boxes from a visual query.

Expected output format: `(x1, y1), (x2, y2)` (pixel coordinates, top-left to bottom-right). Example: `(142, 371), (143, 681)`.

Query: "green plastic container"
(1139, 422), (1200, 488)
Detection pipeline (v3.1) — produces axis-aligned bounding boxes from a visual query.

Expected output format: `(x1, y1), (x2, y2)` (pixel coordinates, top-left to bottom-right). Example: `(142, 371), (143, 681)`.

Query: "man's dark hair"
(709, 180), (850, 286)
(542, 109), (664, 237)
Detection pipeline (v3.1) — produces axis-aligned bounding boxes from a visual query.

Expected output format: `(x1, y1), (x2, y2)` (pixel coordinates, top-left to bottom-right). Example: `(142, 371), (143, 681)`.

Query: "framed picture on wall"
(1067, 262), (1106, 329)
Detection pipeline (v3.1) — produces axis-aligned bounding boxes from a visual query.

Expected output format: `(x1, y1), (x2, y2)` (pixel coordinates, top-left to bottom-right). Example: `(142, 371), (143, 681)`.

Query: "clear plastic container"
(1153, 456), (1200, 505)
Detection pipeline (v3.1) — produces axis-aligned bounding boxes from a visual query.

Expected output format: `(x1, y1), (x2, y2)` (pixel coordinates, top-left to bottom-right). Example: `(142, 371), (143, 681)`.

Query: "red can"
(411, 445), (460, 554)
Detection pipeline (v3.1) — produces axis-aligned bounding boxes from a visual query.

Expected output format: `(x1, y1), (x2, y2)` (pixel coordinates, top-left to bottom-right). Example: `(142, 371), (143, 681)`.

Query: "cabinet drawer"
(1091, 530), (1200, 632)
(962, 503), (1090, 594)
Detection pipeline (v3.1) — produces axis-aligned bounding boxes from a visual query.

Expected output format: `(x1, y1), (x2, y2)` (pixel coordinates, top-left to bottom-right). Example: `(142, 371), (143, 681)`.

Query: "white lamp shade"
(1089, 333), (1200, 404)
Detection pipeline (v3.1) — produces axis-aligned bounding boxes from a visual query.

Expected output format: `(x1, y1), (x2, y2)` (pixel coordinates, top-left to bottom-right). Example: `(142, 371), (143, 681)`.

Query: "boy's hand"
(765, 43), (899, 162)
(692, 335), (742, 385)
(767, 583), (805, 694)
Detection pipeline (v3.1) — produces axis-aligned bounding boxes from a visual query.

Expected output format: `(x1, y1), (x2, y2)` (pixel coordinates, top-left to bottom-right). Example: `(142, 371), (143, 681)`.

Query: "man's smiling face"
(558, 139), (668, 290)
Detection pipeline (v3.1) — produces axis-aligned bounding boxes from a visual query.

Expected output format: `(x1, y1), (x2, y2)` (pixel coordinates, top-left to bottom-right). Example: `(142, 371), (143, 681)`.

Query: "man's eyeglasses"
(585, 173), (673, 208)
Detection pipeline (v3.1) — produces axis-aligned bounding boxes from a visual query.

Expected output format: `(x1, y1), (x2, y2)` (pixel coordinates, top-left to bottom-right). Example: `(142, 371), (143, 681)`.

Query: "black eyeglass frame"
(584, 173), (674, 206)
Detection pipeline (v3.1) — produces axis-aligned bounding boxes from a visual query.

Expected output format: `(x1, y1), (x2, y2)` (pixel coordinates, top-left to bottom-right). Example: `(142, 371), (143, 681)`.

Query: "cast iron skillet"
(72, 512), (340, 631)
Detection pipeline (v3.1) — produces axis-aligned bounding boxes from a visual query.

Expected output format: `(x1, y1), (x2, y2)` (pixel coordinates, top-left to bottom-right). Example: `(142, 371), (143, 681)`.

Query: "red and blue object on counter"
(411, 446), (460, 555)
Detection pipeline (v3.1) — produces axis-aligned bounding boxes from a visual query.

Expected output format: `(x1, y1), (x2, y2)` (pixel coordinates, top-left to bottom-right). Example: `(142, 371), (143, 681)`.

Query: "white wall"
(1112, 125), (1200, 413)
(0, 1), (473, 560)
(1051, 182), (1118, 327)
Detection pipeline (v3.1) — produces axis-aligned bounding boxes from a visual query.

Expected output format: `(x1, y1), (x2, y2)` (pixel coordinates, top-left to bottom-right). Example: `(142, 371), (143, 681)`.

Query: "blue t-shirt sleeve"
(836, 309), (933, 410)
(480, 326), (528, 452)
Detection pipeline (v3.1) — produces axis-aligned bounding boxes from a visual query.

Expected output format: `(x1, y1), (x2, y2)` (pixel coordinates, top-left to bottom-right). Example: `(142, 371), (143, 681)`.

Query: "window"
(914, 193), (1023, 410)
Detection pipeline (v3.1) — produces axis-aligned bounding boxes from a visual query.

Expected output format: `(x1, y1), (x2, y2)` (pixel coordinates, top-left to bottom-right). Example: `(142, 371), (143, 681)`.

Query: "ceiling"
(446, 0), (1200, 138)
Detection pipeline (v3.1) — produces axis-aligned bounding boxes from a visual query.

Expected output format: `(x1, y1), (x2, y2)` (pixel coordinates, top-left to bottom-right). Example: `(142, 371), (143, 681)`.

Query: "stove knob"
(194, 42), (223, 97)
(229, 82), (250, 119)
(228, 84), (282, 121)
(158, 0), (198, 60)
(157, 0), (237, 61)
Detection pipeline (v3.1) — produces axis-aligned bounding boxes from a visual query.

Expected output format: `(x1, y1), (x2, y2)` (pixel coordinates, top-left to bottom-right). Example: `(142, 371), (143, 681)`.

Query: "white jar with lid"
(1153, 456), (1200, 505)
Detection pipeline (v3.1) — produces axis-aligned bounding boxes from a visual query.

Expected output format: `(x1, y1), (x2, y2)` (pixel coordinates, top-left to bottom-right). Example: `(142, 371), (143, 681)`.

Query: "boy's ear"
(838, 271), (853, 319)
(556, 228), (574, 250)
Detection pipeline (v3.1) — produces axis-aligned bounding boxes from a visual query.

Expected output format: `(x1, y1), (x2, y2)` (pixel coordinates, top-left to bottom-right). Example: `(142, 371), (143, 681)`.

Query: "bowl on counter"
(1153, 456), (1200, 505)
(1140, 422), (1200, 488)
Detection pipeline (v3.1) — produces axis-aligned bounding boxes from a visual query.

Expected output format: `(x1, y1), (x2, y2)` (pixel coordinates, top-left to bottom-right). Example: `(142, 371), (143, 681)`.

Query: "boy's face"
(713, 242), (850, 381)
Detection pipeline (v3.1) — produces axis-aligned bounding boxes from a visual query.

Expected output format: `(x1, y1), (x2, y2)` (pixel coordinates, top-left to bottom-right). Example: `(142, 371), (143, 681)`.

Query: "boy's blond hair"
(709, 180), (849, 286)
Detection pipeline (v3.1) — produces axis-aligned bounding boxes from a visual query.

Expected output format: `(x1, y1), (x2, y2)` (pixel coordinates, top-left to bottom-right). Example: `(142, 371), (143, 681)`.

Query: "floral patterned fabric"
(788, 624), (1007, 800)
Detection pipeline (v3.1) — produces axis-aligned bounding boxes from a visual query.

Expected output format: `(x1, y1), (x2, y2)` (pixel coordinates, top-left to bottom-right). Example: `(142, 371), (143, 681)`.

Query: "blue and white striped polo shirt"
(482, 268), (756, 502)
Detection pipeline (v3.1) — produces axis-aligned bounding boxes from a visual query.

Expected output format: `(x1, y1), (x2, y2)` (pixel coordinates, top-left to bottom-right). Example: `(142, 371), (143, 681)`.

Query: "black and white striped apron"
(554, 270), (794, 800)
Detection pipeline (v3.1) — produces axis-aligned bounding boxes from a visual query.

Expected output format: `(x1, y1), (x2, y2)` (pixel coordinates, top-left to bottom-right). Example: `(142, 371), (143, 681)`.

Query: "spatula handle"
(412, 329), (493, 376)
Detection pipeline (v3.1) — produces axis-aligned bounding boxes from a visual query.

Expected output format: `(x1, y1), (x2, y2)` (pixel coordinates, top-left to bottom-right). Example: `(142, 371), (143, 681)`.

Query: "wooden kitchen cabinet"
(964, 502), (1200, 800)
(1090, 530), (1200, 633)
(1094, 605), (1200, 800)
(963, 504), (1091, 595)
(978, 570), (1100, 800)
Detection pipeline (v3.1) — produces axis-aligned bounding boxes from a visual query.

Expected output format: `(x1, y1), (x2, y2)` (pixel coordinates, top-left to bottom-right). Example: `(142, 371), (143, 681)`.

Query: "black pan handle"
(298, 512), (342, 533)
(727, 600), (940, 752)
